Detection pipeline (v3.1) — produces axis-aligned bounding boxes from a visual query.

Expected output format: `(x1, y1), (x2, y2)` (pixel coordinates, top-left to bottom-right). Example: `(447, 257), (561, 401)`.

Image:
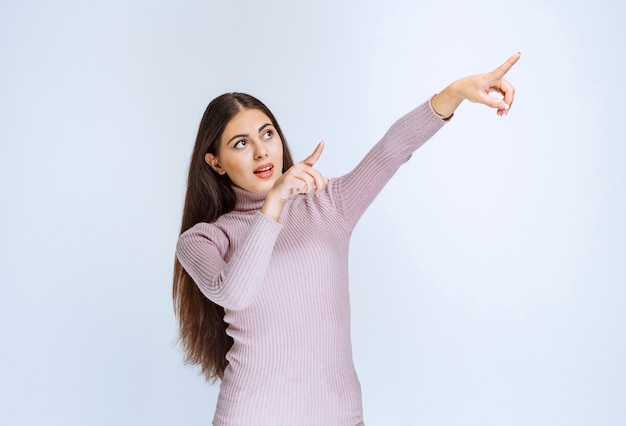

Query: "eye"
(262, 129), (274, 140)
(233, 139), (248, 149)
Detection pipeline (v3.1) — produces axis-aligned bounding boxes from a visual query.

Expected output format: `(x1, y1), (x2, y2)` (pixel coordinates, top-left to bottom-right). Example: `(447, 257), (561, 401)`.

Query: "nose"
(254, 142), (268, 160)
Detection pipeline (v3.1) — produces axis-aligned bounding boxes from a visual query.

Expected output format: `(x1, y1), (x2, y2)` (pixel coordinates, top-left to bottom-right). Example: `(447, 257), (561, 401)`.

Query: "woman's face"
(205, 108), (284, 195)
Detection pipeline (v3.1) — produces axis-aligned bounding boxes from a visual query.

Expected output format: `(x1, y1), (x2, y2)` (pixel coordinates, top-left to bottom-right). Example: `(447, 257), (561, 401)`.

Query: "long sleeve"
(331, 99), (447, 231)
(176, 212), (282, 310)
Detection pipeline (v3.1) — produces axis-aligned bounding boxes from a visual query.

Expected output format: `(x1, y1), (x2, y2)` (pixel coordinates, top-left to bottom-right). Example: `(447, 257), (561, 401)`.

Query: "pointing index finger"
(303, 141), (325, 166)
(491, 52), (521, 79)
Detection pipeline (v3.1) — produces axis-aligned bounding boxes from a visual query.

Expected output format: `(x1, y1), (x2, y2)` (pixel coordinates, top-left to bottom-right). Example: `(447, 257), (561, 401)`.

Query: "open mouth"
(254, 164), (274, 177)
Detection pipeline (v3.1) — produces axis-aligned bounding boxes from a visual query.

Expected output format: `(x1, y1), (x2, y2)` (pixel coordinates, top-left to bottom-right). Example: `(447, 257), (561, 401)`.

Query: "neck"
(232, 185), (266, 212)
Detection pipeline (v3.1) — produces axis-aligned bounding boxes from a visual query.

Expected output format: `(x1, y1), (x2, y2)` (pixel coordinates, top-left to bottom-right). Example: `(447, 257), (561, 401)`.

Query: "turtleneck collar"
(232, 185), (267, 212)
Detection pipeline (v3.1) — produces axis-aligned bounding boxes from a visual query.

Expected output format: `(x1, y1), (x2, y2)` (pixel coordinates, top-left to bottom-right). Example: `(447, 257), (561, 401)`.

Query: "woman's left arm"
(431, 52), (521, 119)
(329, 53), (521, 231)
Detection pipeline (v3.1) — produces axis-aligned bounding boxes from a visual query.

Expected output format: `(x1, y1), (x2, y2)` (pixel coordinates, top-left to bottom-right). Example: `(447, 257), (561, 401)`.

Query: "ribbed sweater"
(176, 99), (447, 425)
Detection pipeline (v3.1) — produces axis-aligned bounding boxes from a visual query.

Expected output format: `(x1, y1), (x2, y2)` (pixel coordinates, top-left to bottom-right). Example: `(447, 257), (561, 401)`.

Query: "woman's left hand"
(431, 52), (521, 118)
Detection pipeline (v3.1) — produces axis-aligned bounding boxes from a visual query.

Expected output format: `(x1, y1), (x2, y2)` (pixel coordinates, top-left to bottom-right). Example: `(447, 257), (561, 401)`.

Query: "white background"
(1, 0), (625, 425)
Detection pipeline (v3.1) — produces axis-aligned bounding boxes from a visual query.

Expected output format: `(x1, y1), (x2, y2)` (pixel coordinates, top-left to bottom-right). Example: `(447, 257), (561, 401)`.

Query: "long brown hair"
(173, 93), (294, 381)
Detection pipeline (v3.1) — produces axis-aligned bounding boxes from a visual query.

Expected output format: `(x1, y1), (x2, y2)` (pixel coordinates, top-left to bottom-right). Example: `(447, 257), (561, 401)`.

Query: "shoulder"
(177, 221), (230, 258)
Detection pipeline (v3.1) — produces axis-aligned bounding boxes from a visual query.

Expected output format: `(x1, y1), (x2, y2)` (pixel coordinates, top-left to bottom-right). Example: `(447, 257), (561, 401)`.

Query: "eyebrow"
(226, 123), (273, 146)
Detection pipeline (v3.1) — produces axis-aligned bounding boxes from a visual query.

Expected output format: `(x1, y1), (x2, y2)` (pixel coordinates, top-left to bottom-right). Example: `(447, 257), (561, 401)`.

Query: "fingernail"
(499, 102), (509, 110)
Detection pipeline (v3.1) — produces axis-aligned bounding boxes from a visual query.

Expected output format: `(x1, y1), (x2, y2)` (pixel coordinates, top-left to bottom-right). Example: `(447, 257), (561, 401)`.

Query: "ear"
(205, 153), (226, 175)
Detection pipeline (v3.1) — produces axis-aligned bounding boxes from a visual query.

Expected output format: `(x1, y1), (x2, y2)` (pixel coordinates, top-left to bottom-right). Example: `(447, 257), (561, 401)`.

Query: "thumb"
(478, 92), (509, 111)
(303, 140), (325, 166)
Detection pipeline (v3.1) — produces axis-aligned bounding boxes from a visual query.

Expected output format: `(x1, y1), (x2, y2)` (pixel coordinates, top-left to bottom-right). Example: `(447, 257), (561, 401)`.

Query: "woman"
(174, 53), (520, 425)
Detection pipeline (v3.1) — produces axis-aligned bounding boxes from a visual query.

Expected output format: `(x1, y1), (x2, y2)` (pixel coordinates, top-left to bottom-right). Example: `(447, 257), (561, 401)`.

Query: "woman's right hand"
(261, 141), (330, 221)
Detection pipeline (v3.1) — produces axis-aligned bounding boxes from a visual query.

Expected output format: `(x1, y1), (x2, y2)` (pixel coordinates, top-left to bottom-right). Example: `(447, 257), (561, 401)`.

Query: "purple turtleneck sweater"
(176, 99), (447, 425)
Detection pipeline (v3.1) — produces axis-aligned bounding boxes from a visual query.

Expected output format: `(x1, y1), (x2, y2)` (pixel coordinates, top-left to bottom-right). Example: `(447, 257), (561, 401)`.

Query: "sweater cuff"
(428, 94), (454, 121)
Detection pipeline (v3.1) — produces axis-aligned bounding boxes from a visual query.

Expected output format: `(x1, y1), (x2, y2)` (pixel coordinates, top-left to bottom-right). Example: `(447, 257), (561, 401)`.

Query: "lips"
(254, 163), (274, 179)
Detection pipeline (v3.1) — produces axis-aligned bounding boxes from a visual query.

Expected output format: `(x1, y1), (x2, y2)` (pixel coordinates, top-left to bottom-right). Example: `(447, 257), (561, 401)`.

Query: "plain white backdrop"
(1, 0), (624, 425)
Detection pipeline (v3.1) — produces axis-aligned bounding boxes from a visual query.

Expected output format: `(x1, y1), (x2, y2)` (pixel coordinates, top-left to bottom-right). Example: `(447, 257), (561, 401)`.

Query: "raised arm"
(331, 53), (521, 230)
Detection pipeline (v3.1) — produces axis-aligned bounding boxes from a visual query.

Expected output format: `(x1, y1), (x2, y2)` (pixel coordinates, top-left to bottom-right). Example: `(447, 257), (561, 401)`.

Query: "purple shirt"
(177, 99), (447, 425)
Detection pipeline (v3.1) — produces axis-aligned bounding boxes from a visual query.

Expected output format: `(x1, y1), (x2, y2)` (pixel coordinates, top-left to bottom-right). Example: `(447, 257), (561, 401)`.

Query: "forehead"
(222, 108), (273, 140)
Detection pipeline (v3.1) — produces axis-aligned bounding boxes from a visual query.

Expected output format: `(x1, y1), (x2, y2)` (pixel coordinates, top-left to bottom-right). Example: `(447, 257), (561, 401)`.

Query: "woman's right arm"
(176, 145), (329, 308)
(176, 212), (282, 310)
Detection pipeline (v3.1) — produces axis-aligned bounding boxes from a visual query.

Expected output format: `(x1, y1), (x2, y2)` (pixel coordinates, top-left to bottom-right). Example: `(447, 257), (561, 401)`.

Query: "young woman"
(173, 53), (520, 425)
